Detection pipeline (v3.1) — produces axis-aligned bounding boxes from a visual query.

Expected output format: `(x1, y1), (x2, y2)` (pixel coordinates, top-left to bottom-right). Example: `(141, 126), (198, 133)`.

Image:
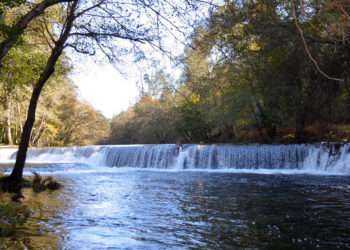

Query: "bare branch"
(291, 0), (344, 82)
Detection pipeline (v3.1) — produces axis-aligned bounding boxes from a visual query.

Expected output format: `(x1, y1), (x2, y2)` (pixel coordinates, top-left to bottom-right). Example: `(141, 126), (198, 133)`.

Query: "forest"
(109, 0), (350, 144)
(2, 0), (350, 149)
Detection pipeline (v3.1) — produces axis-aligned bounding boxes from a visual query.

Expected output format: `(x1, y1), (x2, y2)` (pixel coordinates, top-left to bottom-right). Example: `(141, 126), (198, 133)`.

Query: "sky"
(69, 48), (185, 119)
(67, 1), (216, 119)
(70, 58), (140, 119)
(69, 39), (185, 119)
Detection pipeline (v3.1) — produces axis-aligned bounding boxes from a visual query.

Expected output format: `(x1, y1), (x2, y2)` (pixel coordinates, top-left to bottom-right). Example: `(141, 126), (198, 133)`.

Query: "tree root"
(0, 176), (24, 193)
(0, 173), (62, 194)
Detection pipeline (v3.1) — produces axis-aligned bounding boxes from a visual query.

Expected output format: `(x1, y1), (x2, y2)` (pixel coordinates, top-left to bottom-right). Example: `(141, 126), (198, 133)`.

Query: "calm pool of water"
(1, 165), (350, 249)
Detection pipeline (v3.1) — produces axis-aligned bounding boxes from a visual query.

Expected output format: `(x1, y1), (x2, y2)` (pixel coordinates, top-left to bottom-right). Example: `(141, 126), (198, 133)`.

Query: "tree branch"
(291, 0), (344, 82)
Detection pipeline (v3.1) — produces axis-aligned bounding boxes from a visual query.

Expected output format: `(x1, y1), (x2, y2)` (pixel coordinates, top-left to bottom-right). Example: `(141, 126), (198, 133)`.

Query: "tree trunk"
(16, 102), (23, 144)
(0, 0), (72, 67)
(9, 0), (78, 182)
(31, 112), (47, 146)
(6, 99), (13, 145)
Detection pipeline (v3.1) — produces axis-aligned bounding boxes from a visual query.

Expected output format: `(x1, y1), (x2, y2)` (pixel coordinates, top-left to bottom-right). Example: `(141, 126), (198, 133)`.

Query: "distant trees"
(110, 70), (178, 143)
(56, 90), (109, 146)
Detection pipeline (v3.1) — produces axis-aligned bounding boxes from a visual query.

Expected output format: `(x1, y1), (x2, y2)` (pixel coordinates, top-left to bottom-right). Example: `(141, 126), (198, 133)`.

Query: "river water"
(1, 145), (350, 249)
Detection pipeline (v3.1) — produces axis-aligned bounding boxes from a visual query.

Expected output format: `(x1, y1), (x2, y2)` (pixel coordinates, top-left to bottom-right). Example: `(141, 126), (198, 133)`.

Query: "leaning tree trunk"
(10, 75), (52, 181)
(0, 0), (72, 67)
(9, 1), (78, 182)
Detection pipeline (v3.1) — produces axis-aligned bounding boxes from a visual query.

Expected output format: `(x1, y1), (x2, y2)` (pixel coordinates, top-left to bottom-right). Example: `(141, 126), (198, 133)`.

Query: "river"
(1, 144), (350, 249)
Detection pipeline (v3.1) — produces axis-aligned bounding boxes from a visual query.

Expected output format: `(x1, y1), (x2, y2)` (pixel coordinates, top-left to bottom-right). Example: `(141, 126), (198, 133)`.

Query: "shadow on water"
(1, 165), (350, 249)
(177, 174), (350, 249)
(0, 173), (71, 250)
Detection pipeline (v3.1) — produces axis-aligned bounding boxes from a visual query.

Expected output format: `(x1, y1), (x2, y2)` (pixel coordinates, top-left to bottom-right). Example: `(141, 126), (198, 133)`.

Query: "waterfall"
(0, 143), (349, 174)
(103, 144), (177, 168)
(174, 144), (308, 169)
(0, 147), (17, 163)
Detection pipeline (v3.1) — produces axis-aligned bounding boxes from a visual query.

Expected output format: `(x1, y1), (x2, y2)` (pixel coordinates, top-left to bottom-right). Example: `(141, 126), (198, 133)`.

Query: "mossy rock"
(31, 172), (62, 193)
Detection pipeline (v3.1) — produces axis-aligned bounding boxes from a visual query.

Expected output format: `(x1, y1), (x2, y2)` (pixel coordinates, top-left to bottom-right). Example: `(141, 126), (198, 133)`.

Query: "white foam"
(0, 144), (349, 175)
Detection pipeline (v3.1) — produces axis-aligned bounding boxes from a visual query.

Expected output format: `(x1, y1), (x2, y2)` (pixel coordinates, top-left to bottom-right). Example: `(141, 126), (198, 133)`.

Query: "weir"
(0, 143), (349, 174)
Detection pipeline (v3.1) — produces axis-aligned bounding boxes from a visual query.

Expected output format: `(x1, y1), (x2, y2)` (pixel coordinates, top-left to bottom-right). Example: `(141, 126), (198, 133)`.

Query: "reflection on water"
(1, 166), (350, 249)
(0, 182), (68, 249)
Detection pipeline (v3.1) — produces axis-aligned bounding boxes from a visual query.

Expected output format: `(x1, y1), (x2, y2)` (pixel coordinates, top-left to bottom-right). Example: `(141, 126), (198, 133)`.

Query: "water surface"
(1, 165), (350, 249)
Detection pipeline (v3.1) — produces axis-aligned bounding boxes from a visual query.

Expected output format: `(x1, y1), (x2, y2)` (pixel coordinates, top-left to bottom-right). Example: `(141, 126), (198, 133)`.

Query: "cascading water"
(0, 147), (17, 163)
(0, 143), (349, 174)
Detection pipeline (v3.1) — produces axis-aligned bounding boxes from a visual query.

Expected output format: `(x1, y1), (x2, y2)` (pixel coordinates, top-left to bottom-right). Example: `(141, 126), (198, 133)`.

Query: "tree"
(56, 91), (109, 146)
(3, 0), (208, 184)
(9, 0), (79, 182)
(0, 0), (74, 67)
(110, 70), (180, 144)
(107, 0), (350, 144)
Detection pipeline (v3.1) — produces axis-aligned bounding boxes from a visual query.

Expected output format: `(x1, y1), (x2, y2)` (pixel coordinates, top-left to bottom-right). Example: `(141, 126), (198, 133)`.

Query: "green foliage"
(0, 0), (25, 39)
(0, 0), (25, 9)
(0, 4), (109, 147)
(108, 0), (350, 144)
(0, 0), (25, 20)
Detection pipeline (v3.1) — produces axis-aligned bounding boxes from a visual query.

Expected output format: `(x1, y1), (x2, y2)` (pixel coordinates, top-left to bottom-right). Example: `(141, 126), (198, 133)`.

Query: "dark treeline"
(108, 0), (350, 144)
